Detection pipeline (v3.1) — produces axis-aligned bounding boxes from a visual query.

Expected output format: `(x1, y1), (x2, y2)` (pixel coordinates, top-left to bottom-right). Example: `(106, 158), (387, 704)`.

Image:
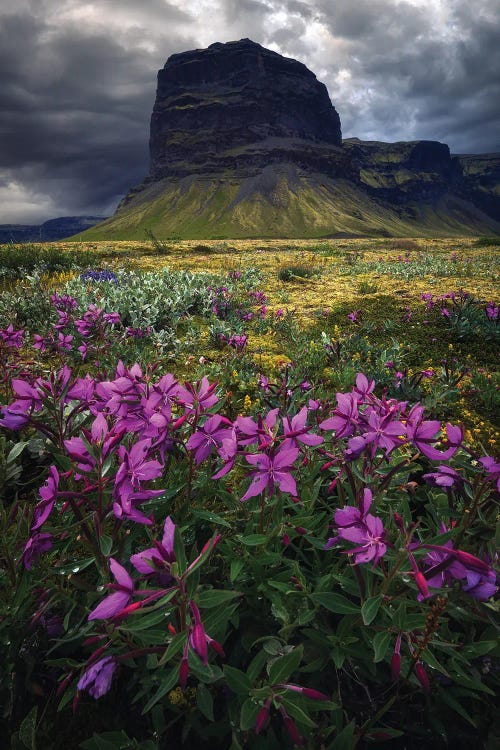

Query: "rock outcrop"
(81, 40), (500, 239)
(149, 38), (350, 181)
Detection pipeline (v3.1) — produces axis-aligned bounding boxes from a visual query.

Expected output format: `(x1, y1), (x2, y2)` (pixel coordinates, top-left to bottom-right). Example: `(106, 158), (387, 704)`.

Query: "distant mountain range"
(49, 40), (500, 239)
(0, 216), (108, 244)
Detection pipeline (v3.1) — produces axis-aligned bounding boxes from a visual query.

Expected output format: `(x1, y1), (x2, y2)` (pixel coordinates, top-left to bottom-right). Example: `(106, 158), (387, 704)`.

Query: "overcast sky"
(1, 0), (499, 223)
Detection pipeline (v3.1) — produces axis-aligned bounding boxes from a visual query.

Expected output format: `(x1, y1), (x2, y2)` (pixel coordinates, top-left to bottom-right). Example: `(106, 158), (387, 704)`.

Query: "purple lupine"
(88, 558), (135, 620)
(31, 465), (59, 531)
(77, 656), (117, 699)
(240, 444), (299, 502)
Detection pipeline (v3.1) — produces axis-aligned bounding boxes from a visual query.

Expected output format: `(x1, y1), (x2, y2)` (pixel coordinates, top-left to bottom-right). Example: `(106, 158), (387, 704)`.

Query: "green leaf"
(197, 683), (214, 721)
(311, 592), (359, 615)
(224, 665), (252, 695)
(438, 689), (477, 727)
(361, 595), (382, 626)
(18, 706), (37, 750)
(230, 559), (245, 582)
(7, 441), (27, 464)
(197, 589), (241, 608)
(372, 631), (391, 663)
(281, 697), (317, 728)
(327, 720), (356, 750)
(141, 668), (178, 714)
(240, 698), (260, 731)
(192, 508), (231, 528)
(158, 632), (187, 667)
(99, 534), (113, 557)
(268, 645), (303, 685)
(239, 534), (268, 546)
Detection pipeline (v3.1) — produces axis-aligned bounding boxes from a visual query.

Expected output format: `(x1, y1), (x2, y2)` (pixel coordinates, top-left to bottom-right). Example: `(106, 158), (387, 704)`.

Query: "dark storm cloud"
(1, 0), (499, 223)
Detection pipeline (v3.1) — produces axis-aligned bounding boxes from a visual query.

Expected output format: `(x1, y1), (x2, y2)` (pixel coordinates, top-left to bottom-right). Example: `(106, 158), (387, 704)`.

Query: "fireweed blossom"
(130, 515), (176, 578)
(326, 488), (387, 565)
(186, 414), (233, 464)
(77, 656), (117, 699)
(319, 392), (359, 438)
(236, 408), (279, 448)
(22, 532), (53, 570)
(282, 407), (323, 450)
(240, 444), (299, 502)
(31, 465), (59, 531)
(479, 456), (500, 492)
(88, 558), (135, 620)
(405, 405), (462, 460)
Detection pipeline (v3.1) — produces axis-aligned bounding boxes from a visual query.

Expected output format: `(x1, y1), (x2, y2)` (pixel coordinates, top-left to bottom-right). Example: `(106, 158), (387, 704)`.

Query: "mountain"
(0, 216), (108, 244)
(80, 39), (500, 239)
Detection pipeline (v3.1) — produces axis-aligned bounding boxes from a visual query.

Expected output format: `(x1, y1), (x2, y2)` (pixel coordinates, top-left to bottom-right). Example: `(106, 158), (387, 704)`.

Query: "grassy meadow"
(0, 235), (499, 749)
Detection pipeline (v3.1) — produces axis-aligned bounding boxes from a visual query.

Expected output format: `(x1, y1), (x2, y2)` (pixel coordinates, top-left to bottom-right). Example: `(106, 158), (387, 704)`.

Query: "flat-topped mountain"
(81, 40), (500, 239)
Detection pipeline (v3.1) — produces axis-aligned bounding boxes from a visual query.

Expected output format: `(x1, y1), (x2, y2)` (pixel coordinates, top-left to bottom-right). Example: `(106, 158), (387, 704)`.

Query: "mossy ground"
(39, 236), (500, 451)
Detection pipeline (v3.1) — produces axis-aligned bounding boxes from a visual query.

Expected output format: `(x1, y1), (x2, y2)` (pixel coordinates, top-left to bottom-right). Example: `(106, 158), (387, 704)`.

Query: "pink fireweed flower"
(319, 392), (359, 438)
(186, 414), (233, 464)
(212, 428), (238, 479)
(236, 408), (278, 447)
(282, 406), (323, 450)
(178, 376), (218, 414)
(328, 488), (387, 565)
(479, 455), (500, 492)
(353, 372), (375, 398)
(77, 656), (117, 699)
(240, 444), (299, 502)
(0, 324), (24, 348)
(31, 465), (59, 531)
(115, 439), (163, 490)
(462, 569), (498, 601)
(112, 480), (163, 525)
(22, 532), (53, 570)
(405, 405), (462, 460)
(130, 515), (176, 576)
(486, 301), (498, 320)
(88, 558), (135, 621)
(423, 465), (462, 488)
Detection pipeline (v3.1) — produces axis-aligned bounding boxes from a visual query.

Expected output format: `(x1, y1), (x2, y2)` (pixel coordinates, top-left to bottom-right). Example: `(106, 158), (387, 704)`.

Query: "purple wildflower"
(22, 532), (53, 570)
(240, 444), (299, 502)
(31, 465), (59, 531)
(77, 656), (117, 699)
(88, 558), (134, 621)
(328, 488), (387, 565)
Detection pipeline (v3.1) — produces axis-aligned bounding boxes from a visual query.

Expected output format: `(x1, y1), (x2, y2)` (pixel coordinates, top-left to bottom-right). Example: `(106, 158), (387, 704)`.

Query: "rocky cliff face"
(149, 38), (348, 181)
(85, 40), (500, 239)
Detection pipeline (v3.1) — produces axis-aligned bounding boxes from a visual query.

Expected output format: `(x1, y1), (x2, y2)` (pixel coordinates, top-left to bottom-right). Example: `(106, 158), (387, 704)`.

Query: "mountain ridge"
(77, 39), (500, 239)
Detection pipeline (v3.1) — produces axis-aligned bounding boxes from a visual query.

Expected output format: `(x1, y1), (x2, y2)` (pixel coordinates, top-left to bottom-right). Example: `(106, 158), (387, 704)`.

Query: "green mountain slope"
(77, 165), (500, 240)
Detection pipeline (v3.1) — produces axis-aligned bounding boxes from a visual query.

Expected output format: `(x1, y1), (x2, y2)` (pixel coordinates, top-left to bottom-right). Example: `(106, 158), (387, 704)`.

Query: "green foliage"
(0, 243), (99, 280)
(277, 264), (316, 282)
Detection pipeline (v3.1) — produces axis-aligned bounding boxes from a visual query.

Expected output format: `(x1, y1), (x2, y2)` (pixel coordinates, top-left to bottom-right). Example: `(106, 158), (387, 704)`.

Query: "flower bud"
(415, 661), (430, 694)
